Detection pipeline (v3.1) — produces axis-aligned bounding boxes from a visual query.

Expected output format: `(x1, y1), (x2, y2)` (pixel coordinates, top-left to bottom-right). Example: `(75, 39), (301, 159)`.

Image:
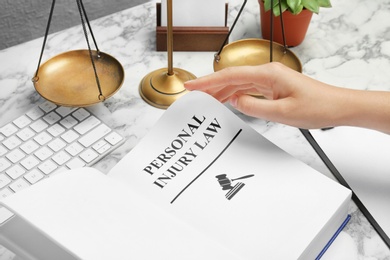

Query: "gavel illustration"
(216, 174), (255, 190)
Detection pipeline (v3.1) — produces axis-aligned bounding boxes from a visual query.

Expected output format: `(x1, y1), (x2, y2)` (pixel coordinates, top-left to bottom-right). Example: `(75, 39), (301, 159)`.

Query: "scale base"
(139, 67), (196, 109)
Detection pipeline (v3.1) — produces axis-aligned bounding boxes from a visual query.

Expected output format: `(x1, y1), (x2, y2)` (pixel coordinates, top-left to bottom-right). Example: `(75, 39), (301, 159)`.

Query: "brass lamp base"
(139, 67), (196, 109)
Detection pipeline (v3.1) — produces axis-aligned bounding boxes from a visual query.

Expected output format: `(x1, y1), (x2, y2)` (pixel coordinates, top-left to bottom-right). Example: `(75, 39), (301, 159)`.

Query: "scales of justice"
(33, 0), (301, 109)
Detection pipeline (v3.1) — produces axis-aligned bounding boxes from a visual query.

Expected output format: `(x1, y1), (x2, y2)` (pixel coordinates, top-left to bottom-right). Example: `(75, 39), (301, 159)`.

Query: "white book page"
(109, 91), (351, 259)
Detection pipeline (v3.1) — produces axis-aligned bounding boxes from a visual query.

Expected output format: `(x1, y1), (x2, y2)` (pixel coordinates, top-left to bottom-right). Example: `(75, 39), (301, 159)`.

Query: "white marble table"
(1, 0), (390, 258)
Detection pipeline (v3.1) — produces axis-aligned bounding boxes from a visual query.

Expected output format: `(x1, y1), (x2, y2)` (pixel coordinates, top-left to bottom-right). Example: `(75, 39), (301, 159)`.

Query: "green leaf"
(302, 0), (320, 13)
(318, 0), (332, 8)
(287, 0), (303, 14)
(263, 0), (272, 12)
(272, 0), (288, 16)
(263, 0), (280, 12)
(263, 0), (287, 16)
(264, 0), (331, 15)
(292, 5), (303, 14)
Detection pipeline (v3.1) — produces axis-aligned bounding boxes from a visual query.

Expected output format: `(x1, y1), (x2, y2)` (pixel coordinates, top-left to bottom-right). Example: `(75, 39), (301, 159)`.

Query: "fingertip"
(229, 95), (238, 108)
(184, 80), (194, 90)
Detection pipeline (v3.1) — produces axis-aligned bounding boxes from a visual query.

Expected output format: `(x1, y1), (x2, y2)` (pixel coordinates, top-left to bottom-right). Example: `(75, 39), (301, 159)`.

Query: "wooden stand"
(156, 3), (229, 51)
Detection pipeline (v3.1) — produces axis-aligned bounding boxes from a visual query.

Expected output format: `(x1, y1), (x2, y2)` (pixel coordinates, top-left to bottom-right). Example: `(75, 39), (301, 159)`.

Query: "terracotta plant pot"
(259, 0), (313, 46)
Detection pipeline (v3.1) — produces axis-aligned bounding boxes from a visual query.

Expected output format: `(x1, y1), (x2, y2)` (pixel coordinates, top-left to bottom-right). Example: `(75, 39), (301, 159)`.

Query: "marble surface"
(1, 0), (390, 258)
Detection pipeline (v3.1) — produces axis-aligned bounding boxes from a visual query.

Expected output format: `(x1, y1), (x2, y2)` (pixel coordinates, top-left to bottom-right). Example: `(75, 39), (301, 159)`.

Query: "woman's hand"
(185, 62), (390, 133)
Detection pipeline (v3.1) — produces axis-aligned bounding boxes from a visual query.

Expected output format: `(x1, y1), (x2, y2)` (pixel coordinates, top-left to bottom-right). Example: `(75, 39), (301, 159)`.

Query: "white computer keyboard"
(0, 101), (124, 199)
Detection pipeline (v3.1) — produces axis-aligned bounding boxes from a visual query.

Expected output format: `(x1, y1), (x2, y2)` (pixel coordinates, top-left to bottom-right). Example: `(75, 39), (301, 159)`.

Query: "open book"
(1, 91), (351, 260)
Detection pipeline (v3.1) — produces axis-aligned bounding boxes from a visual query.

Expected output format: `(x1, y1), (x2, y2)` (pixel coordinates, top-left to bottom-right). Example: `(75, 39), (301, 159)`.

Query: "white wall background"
(0, 0), (147, 50)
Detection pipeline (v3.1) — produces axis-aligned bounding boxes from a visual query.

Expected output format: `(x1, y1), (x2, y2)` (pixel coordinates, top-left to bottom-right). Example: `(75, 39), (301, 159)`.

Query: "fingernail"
(230, 95), (238, 107)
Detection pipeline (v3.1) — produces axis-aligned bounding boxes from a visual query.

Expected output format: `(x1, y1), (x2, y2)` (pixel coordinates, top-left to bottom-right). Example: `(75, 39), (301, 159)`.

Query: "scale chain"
(76, 0), (104, 100)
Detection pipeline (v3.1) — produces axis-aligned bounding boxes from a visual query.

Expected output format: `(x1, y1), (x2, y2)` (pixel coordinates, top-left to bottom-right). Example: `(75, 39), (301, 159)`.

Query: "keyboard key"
(0, 123), (18, 137)
(65, 142), (84, 156)
(20, 140), (40, 154)
(9, 178), (30, 192)
(72, 108), (90, 121)
(74, 116), (101, 135)
(0, 174), (12, 189)
(52, 151), (71, 165)
(38, 160), (58, 175)
(20, 156), (40, 170)
(105, 132), (124, 145)
(34, 132), (53, 145)
(24, 169), (45, 184)
(13, 115), (32, 128)
(34, 147), (54, 161)
(61, 130), (79, 143)
(80, 149), (99, 163)
(3, 136), (22, 150)
(6, 149), (25, 163)
(78, 124), (111, 147)
(30, 119), (48, 133)
(48, 138), (66, 152)
(0, 158), (12, 172)
(26, 106), (44, 120)
(60, 115), (78, 129)
(16, 127), (35, 141)
(43, 111), (61, 125)
(6, 165), (26, 179)
(55, 106), (77, 117)
(47, 124), (65, 137)
(92, 140), (111, 154)
(39, 101), (57, 113)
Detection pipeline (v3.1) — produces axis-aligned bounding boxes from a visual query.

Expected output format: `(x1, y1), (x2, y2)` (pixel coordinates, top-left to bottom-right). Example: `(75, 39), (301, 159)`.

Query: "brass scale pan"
(213, 38), (301, 72)
(33, 0), (124, 107)
(34, 50), (124, 107)
(213, 0), (301, 74)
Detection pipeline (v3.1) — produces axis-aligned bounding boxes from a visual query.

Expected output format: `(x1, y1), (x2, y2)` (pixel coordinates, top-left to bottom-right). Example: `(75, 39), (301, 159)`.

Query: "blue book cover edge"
(315, 214), (351, 260)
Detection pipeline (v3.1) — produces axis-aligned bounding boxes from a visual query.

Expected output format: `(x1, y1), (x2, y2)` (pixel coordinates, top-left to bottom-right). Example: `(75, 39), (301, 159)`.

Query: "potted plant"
(259, 0), (332, 46)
